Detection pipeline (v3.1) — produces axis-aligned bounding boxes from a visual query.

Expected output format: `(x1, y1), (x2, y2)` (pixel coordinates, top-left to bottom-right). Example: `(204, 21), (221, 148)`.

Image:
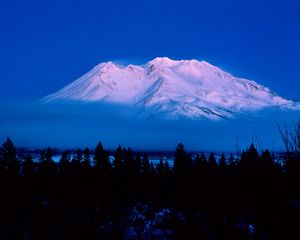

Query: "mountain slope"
(42, 57), (299, 120)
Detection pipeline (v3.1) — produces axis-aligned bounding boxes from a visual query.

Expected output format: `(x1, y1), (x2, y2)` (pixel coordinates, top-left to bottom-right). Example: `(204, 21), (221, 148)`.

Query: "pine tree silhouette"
(23, 154), (35, 177)
(114, 145), (123, 174)
(174, 143), (188, 175)
(157, 159), (165, 175)
(164, 160), (170, 174)
(39, 147), (57, 177)
(0, 137), (299, 239)
(261, 149), (273, 169)
(72, 148), (83, 176)
(208, 152), (217, 169)
(59, 150), (70, 175)
(94, 142), (111, 176)
(219, 153), (227, 169)
(134, 152), (142, 175)
(228, 153), (235, 166)
(142, 153), (150, 174)
(82, 147), (91, 176)
(0, 137), (19, 176)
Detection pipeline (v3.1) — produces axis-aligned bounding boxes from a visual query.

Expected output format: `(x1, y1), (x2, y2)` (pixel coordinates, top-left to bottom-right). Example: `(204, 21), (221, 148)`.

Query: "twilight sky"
(0, 0), (299, 101)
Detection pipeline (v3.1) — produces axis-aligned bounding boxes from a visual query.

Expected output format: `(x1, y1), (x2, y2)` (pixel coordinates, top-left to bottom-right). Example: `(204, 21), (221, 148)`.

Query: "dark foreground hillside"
(0, 138), (300, 239)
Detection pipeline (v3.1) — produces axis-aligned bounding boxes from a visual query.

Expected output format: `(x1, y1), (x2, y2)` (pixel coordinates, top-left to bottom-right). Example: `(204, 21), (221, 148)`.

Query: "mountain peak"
(150, 57), (175, 63)
(149, 57), (201, 65)
(42, 57), (299, 119)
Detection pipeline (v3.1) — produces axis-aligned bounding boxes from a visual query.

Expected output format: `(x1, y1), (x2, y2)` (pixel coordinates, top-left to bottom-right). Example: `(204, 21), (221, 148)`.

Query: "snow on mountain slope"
(42, 57), (299, 120)
(44, 62), (144, 103)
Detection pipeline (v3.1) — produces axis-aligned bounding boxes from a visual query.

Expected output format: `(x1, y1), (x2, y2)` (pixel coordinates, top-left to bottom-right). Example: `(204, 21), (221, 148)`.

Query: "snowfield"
(42, 57), (299, 120)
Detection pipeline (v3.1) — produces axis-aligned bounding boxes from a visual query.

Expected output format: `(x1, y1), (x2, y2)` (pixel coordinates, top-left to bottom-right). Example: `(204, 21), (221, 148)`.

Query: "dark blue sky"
(0, 0), (299, 100)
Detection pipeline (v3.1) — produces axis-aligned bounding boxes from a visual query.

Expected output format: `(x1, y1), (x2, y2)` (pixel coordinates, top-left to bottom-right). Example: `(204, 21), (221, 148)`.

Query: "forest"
(0, 126), (300, 239)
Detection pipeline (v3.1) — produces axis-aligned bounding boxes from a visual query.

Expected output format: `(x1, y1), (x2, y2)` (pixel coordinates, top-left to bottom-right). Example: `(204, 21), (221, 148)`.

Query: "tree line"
(0, 137), (300, 239)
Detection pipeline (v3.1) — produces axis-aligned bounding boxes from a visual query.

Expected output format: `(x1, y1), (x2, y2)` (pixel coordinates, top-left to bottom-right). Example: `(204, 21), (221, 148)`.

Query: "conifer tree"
(228, 153), (235, 166)
(149, 161), (155, 174)
(71, 148), (83, 176)
(261, 149), (272, 165)
(201, 152), (207, 163)
(73, 149), (83, 163)
(135, 152), (142, 174)
(0, 137), (19, 176)
(124, 147), (135, 175)
(157, 159), (165, 175)
(164, 160), (170, 174)
(174, 143), (188, 175)
(208, 152), (217, 169)
(105, 150), (112, 174)
(240, 150), (247, 166)
(248, 143), (260, 163)
(114, 145), (123, 173)
(219, 153), (227, 168)
(194, 154), (203, 175)
(241, 144), (260, 169)
(46, 147), (53, 162)
(39, 147), (57, 177)
(59, 150), (70, 175)
(142, 153), (150, 174)
(23, 154), (35, 177)
(94, 142), (111, 175)
(82, 147), (91, 176)
(39, 150), (46, 162)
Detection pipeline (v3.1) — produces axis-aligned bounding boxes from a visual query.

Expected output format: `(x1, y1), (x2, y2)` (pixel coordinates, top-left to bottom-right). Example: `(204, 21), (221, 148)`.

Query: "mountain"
(42, 57), (299, 120)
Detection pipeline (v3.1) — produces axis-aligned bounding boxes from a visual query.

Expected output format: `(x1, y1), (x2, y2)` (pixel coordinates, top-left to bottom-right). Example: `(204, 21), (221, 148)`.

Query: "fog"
(0, 100), (299, 151)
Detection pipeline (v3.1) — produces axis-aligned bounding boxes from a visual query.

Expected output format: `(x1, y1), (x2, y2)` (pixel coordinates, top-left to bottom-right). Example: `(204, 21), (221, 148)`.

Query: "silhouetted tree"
(114, 145), (123, 174)
(157, 159), (165, 175)
(23, 154), (35, 177)
(248, 143), (260, 162)
(71, 148), (83, 176)
(240, 150), (247, 165)
(261, 149), (273, 169)
(59, 150), (70, 175)
(149, 161), (155, 174)
(46, 147), (53, 162)
(208, 152), (217, 169)
(73, 148), (83, 162)
(219, 153), (227, 169)
(278, 120), (300, 180)
(142, 153), (150, 174)
(39, 147), (57, 177)
(0, 137), (19, 176)
(82, 147), (91, 175)
(194, 154), (203, 175)
(105, 150), (112, 173)
(135, 152), (142, 174)
(1, 138), (299, 239)
(174, 143), (190, 175)
(164, 160), (170, 174)
(124, 147), (137, 175)
(94, 142), (111, 175)
(201, 152), (207, 162)
(240, 144), (260, 169)
(278, 120), (300, 155)
(39, 149), (46, 162)
(228, 153), (235, 166)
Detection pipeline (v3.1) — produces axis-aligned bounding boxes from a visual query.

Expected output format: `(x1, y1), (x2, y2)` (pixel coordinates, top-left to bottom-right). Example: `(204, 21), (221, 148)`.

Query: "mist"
(0, 100), (299, 151)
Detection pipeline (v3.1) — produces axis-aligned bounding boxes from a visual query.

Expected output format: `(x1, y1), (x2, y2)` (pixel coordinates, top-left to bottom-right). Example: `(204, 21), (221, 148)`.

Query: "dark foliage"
(0, 139), (299, 239)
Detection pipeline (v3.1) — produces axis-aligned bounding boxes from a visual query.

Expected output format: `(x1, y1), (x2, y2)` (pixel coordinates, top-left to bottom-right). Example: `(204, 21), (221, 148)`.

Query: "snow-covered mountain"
(42, 57), (299, 120)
